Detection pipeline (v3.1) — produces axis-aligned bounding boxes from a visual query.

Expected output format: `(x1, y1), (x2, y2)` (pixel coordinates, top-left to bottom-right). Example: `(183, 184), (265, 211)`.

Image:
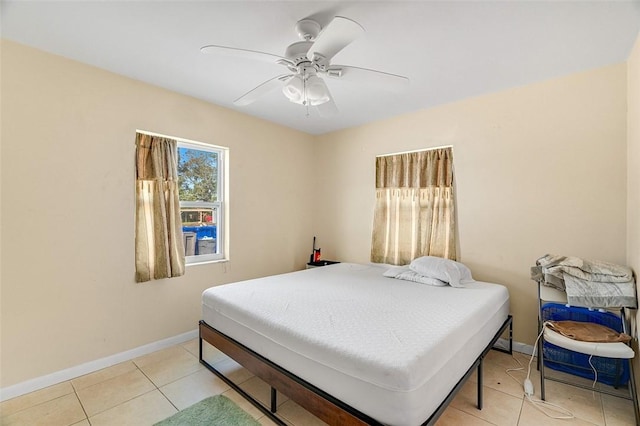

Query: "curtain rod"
(136, 129), (223, 150)
(136, 129), (179, 140)
(376, 145), (453, 158)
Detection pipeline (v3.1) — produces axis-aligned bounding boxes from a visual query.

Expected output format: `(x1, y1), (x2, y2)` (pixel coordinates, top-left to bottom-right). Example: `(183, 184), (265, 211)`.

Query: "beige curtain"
(371, 148), (456, 265)
(135, 133), (185, 282)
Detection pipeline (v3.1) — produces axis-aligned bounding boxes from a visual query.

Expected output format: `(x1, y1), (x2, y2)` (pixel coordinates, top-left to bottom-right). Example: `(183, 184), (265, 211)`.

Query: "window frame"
(177, 139), (227, 264)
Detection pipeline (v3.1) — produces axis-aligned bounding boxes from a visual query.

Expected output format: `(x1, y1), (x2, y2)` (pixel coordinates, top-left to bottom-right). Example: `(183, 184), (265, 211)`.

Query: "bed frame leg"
(477, 359), (483, 410)
(199, 324), (288, 425)
(271, 387), (277, 413)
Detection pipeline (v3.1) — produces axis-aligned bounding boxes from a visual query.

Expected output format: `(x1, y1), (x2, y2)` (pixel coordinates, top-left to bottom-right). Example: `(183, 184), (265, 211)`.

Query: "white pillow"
(383, 265), (448, 287)
(409, 256), (474, 288)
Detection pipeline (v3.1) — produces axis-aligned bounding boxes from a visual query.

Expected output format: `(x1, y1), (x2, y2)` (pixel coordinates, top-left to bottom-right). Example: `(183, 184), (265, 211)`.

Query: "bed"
(199, 262), (511, 425)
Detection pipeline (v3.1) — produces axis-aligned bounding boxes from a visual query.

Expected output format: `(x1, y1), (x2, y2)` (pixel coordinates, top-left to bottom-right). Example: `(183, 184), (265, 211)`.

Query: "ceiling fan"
(201, 16), (409, 117)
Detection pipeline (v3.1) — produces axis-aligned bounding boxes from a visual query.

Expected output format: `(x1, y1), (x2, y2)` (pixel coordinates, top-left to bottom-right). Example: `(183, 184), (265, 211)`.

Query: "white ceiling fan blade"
(306, 16), (364, 62)
(234, 75), (293, 106)
(316, 93), (338, 118)
(326, 65), (409, 93)
(201, 45), (292, 67)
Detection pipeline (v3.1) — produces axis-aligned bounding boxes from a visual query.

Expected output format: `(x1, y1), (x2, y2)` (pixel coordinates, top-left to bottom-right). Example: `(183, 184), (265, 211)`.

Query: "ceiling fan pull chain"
(302, 68), (310, 117)
(302, 67), (308, 106)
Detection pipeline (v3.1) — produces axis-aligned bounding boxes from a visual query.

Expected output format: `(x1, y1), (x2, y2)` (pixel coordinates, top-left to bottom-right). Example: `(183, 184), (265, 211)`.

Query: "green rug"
(154, 395), (261, 426)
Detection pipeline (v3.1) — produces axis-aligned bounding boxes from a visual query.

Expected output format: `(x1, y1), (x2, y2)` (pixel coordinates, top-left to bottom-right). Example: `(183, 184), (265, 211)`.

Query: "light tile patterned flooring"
(1, 339), (636, 425)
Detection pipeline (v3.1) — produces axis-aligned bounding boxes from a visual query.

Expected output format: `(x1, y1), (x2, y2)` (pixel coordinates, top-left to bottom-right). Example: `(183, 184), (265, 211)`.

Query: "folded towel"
(563, 275), (637, 309)
(537, 254), (633, 284)
(533, 254), (637, 308)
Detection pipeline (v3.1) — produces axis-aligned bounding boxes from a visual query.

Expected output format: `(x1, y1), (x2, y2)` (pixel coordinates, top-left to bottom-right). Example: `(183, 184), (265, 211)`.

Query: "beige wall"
(628, 33), (640, 395)
(315, 64), (629, 346)
(0, 40), (316, 388)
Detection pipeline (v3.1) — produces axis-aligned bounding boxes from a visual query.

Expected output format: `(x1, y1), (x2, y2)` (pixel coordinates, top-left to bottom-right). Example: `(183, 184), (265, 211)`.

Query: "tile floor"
(0, 340), (636, 425)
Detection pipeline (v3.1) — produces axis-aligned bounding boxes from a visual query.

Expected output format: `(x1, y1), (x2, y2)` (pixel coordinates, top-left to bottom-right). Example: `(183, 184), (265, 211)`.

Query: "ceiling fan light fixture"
(306, 75), (330, 105)
(282, 75), (304, 103)
(282, 73), (329, 106)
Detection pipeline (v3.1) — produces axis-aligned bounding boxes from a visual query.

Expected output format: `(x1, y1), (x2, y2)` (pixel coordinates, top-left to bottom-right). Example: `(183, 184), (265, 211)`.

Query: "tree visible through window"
(177, 141), (226, 263)
(179, 148), (218, 202)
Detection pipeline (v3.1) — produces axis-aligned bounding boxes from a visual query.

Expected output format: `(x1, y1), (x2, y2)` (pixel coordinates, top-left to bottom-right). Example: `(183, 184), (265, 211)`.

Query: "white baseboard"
(495, 337), (536, 356)
(0, 329), (198, 402)
(514, 340), (536, 356)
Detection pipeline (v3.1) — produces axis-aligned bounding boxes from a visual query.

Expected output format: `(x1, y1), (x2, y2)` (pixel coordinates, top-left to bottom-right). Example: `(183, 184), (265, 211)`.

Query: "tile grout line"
(134, 352), (189, 413)
(460, 386), (508, 426)
(148, 345), (269, 422)
(154, 385), (179, 413)
(0, 389), (80, 424)
(5, 362), (145, 424)
(82, 365), (164, 420)
(134, 363), (167, 401)
(71, 381), (92, 426)
(133, 349), (207, 391)
(515, 393), (525, 426)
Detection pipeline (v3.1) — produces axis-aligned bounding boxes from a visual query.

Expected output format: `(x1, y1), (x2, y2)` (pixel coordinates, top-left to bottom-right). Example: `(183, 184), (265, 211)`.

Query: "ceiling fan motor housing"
(284, 41), (313, 64)
(285, 19), (327, 68)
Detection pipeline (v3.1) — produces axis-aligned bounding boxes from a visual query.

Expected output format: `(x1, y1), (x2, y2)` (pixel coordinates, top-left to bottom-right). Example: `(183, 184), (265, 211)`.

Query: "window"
(178, 140), (227, 263)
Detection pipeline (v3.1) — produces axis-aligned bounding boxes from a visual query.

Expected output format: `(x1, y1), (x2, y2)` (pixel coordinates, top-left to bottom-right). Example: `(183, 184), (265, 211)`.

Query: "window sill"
(186, 258), (229, 267)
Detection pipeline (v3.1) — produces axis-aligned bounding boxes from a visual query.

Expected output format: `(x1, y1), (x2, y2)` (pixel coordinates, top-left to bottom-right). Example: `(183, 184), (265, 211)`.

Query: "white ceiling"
(2, 1), (640, 135)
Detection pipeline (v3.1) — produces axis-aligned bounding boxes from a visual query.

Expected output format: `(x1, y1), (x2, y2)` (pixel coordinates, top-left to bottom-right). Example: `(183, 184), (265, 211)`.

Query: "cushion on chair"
(547, 320), (632, 343)
(544, 327), (635, 359)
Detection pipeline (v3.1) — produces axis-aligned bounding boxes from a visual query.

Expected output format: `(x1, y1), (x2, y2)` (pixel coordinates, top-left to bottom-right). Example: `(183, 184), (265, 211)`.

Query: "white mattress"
(202, 263), (510, 425)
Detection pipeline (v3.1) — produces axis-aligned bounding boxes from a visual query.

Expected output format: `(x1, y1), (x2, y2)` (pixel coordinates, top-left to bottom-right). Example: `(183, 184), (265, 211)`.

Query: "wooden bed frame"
(199, 315), (512, 425)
